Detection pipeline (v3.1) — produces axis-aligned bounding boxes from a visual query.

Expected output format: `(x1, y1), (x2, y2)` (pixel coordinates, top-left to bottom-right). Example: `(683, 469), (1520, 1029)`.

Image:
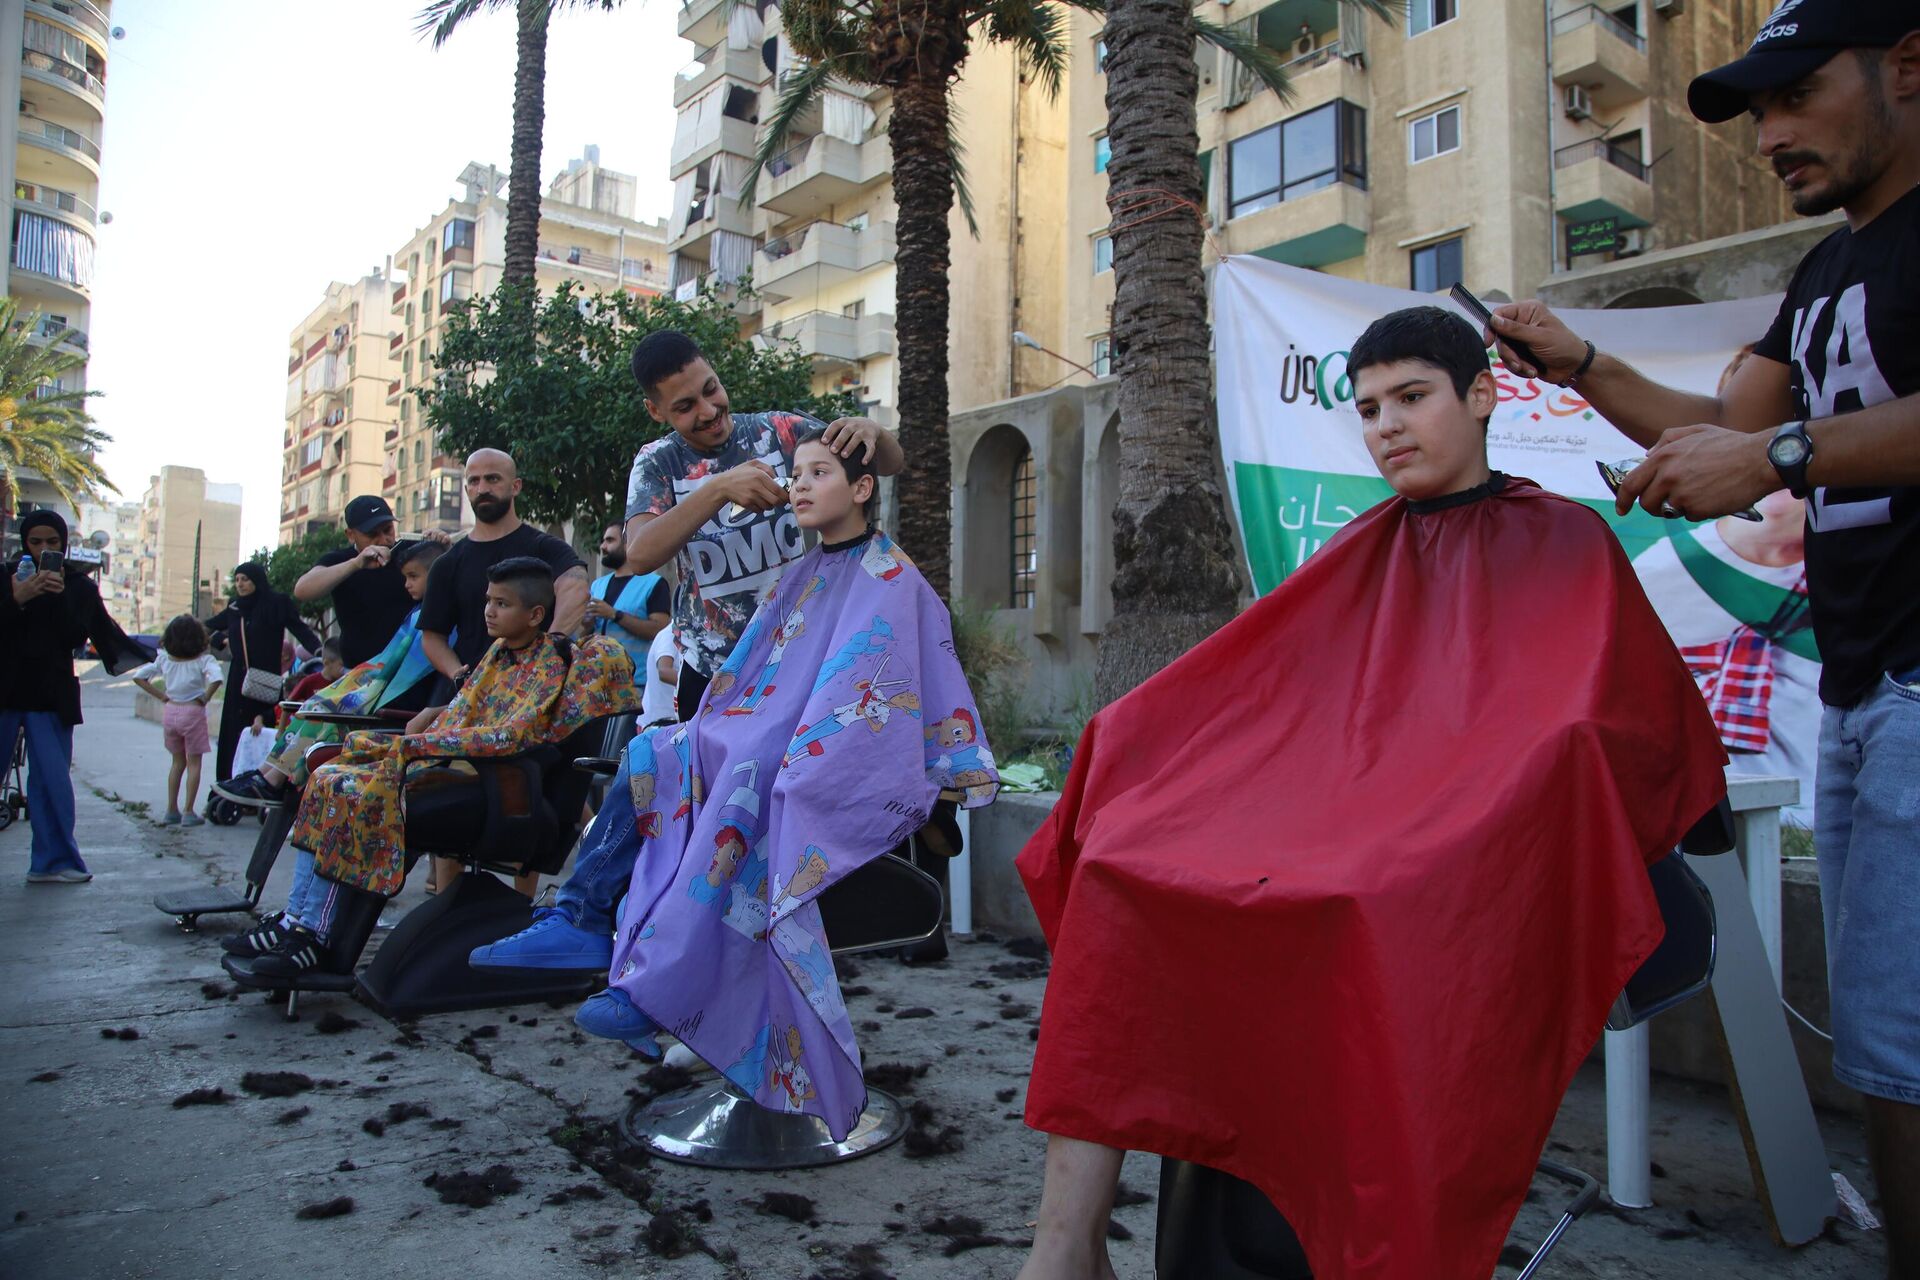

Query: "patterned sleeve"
(625, 439), (676, 520)
(769, 410), (825, 463)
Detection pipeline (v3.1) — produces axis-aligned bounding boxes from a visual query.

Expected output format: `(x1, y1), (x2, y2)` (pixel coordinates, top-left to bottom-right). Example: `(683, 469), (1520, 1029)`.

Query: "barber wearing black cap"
(2, 511), (150, 884)
(1487, 4), (1920, 1267)
(292, 495), (450, 668)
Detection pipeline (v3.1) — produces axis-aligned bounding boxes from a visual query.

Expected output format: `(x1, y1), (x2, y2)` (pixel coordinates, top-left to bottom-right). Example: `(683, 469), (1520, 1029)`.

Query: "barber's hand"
(716, 460), (787, 514)
(1614, 425), (1778, 520)
(419, 528), (453, 546)
(1487, 301), (1591, 383)
(823, 416), (883, 463)
(584, 598), (617, 621)
(355, 542), (392, 571)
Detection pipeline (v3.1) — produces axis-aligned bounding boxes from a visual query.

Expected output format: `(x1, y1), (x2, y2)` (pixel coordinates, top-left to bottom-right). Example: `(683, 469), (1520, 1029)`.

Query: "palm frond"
(415, 0), (507, 46)
(1193, 14), (1295, 104)
(976, 0), (1070, 99)
(947, 100), (978, 239)
(0, 299), (112, 509)
(741, 57), (836, 208)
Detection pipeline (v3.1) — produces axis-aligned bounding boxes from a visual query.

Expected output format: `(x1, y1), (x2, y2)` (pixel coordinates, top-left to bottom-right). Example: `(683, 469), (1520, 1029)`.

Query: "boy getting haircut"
(395, 539), (445, 572)
(487, 556), (557, 626)
(794, 425), (880, 520)
(1348, 305), (1496, 428)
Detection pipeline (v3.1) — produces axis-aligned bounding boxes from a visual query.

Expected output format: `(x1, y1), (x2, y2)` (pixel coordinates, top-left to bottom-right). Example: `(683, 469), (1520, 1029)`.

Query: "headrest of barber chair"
(1678, 795), (1735, 857)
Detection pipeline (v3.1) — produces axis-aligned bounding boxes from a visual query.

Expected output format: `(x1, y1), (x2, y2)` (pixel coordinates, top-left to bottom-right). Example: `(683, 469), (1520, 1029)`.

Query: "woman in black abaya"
(202, 563), (321, 780)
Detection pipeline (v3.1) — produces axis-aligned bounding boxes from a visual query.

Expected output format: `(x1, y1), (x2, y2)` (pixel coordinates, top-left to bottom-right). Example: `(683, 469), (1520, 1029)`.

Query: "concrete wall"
(1538, 214), (1842, 310)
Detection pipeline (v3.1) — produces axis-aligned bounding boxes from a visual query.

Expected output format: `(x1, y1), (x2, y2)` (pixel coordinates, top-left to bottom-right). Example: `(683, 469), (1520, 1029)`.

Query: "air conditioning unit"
(1564, 84), (1594, 121)
(1652, 0), (1683, 14)
(1616, 228), (1647, 258)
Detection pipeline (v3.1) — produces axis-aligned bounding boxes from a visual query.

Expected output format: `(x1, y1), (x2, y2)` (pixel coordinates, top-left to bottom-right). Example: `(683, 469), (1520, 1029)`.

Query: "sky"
(86, 0), (691, 553)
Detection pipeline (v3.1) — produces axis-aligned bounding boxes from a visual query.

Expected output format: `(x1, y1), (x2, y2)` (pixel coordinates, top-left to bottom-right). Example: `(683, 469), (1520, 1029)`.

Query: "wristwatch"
(1767, 420), (1813, 498)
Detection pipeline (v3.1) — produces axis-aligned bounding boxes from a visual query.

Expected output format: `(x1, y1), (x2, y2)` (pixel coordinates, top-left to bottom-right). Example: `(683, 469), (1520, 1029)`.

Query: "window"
(1227, 101), (1366, 219)
(346, 345), (356, 368)
(414, 440), (425, 465)
(403, 350), (413, 375)
(400, 398), (411, 422)
(300, 439), (323, 466)
(1408, 0), (1457, 36)
(1094, 135), (1111, 174)
(1199, 150), (1214, 216)
(409, 253), (419, 278)
(1010, 447), (1036, 609)
(1095, 37), (1108, 71)
(1093, 234), (1113, 274)
(1410, 236), (1464, 293)
(426, 237), (436, 262)
(1409, 105), (1461, 163)
(1091, 336), (1112, 377)
(442, 218), (475, 253)
(406, 303), (414, 327)
(841, 299), (865, 319)
(344, 389), (354, 413)
(440, 272), (460, 304)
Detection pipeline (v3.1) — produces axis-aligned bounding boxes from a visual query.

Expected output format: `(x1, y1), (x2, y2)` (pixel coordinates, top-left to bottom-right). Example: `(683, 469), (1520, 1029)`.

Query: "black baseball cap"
(1689, 0), (1917, 124)
(343, 495), (397, 535)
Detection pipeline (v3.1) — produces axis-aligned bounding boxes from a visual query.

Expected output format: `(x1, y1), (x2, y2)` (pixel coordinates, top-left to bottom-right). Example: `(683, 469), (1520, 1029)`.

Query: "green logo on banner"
(1234, 463), (1393, 595)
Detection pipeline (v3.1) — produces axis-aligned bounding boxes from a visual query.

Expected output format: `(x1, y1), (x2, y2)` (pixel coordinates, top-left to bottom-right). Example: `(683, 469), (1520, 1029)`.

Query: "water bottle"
(14, 554), (32, 582)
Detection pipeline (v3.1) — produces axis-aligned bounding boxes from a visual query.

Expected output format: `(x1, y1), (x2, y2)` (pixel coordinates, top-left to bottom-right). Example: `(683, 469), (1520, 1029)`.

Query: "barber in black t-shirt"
(1486, 4), (1920, 1264)
(416, 448), (587, 704)
(293, 495), (449, 667)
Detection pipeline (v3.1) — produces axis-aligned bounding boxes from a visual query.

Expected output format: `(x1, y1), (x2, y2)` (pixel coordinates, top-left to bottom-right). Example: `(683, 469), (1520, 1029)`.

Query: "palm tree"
(1093, 0), (1391, 704)
(0, 298), (110, 517)
(756, 0), (1296, 602)
(417, 1), (625, 290)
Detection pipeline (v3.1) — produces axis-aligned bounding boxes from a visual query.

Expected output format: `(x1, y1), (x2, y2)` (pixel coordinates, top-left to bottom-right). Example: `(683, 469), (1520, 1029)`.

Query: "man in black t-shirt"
(416, 448), (588, 694)
(293, 495), (448, 667)
(1488, 4), (1920, 1261)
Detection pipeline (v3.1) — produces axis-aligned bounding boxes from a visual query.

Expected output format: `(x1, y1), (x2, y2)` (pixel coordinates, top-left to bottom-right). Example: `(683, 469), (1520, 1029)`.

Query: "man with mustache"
(1488, 4), (1920, 1268)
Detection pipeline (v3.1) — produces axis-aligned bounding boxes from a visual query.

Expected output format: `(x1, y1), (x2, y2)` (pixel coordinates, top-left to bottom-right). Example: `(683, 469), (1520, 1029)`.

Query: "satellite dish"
(88, 529), (110, 549)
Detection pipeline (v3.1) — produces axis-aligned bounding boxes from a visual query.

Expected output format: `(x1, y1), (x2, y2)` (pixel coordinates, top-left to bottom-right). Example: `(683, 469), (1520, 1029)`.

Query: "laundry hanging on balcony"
(821, 91), (875, 144)
(12, 211), (93, 289)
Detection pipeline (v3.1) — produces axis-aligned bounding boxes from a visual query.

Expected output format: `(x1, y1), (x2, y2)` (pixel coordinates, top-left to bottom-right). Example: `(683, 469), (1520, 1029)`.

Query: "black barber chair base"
(357, 870), (599, 1019)
(624, 1082), (907, 1170)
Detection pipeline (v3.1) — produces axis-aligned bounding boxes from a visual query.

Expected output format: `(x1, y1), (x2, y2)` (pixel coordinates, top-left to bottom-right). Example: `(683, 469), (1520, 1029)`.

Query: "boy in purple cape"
(474, 430), (998, 1135)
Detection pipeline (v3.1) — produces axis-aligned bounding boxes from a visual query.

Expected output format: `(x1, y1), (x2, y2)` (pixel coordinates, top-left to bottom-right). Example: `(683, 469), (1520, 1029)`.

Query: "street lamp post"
(1012, 330), (1101, 380)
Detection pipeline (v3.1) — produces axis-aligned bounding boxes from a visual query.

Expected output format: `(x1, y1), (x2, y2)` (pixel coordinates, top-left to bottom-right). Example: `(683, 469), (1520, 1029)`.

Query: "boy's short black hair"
(394, 539), (445, 571)
(631, 330), (706, 397)
(1348, 306), (1493, 424)
(487, 556), (556, 622)
(794, 425), (881, 521)
(162, 613), (208, 660)
(321, 636), (343, 662)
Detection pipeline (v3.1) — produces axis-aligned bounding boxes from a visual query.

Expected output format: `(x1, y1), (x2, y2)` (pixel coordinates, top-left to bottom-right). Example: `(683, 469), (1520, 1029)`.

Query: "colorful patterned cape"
(291, 633), (638, 895)
(606, 531), (998, 1138)
(265, 610), (451, 783)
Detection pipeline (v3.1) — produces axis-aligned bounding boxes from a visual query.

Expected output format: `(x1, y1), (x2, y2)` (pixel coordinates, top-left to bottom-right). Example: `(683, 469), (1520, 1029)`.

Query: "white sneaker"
(25, 869), (93, 884)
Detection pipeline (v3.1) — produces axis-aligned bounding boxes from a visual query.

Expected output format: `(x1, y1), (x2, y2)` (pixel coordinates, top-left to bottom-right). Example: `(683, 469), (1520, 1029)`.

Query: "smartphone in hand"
(37, 549), (64, 575)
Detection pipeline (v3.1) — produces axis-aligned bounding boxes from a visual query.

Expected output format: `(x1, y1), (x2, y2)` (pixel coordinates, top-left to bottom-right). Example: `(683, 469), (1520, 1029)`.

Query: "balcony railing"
(391, 283), (407, 308)
(16, 115), (101, 162)
(38, 0), (110, 41)
(21, 49), (105, 100)
(1554, 136), (1647, 181)
(536, 243), (620, 275)
(388, 332), (403, 352)
(287, 352), (302, 374)
(14, 181), (95, 224)
(22, 316), (87, 351)
(1551, 4), (1645, 53)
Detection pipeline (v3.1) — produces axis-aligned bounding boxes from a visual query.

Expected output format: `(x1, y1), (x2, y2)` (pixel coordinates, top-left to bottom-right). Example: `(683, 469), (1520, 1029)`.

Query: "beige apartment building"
(0, 0), (112, 539)
(279, 273), (401, 544)
(382, 148), (670, 532)
(129, 466), (241, 634)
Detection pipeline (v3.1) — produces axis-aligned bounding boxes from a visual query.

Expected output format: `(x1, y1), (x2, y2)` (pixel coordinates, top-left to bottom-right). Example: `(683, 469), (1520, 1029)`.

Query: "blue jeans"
(283, 848), (318, 923)
(556, 756), (643, 936)
(0, 711), (86, 876)
(1815, 668), (1920, 1104)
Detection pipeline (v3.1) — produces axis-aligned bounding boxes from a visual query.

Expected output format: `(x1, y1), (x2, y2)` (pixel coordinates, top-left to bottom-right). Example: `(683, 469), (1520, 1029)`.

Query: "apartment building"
(129, 466), (241, 633)
(663, 0), (1069, 424)
(1038, 0), (1795, 377)
(280, 273), (401, 544)
(0, 0), (112, 532)
(383, 150), (671, 532)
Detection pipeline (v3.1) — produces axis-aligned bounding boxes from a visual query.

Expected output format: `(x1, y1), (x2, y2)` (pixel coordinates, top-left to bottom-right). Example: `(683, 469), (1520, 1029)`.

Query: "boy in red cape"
(1015, 307), (1728, 1280)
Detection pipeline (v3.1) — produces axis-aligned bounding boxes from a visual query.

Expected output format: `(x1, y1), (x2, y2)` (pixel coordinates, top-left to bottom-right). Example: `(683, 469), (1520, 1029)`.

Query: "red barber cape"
(1019, 478), (1726, 1279)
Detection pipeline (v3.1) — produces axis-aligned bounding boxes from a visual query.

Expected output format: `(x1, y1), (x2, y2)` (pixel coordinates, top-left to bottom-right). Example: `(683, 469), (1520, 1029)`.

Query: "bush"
(948, 598), (1030, 759)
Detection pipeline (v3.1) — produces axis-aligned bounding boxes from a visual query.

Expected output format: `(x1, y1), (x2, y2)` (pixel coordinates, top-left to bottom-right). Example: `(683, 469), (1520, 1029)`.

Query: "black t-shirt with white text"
(314, 544), (418, 667)
(1754, 184), (1920, 707)
(417, 524), (584, 669)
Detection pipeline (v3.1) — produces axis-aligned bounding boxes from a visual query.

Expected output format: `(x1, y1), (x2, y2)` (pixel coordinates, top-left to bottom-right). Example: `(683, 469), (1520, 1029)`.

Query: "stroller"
(0, 725), (25, 829)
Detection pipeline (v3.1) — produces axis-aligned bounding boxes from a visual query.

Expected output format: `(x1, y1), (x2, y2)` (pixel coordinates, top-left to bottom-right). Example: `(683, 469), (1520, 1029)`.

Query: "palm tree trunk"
(504, 0), (550, 291)
(1094, 0), (1245, 708)
(886, 73), (958, 600)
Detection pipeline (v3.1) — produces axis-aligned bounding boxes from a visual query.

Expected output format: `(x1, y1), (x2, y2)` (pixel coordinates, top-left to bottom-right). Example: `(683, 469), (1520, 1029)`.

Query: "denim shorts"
(1815, 668), (1920, 1104)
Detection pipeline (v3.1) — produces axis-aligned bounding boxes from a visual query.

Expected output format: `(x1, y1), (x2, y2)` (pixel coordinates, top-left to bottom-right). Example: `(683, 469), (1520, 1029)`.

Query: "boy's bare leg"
(431, 855), (460, 894)
(1016, 1134), (1124, 1280)
(182, 756), (203, 816)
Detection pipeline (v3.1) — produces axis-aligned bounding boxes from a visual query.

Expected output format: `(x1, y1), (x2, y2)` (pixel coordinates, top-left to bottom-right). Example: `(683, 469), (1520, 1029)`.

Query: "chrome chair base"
(621, 1082), (906, 1170)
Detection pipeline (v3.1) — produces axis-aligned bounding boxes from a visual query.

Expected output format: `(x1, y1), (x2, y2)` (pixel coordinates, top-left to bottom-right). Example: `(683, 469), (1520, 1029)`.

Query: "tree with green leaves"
(0, 297), (110, 518)
(1092, 0), (1393, 706)
(417, 0), (625, 291)
(420, 281), (856, 535)
(754, 0), (1309, 602)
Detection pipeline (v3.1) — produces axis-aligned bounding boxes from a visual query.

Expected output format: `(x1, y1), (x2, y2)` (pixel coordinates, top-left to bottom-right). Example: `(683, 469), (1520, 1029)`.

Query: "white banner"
(1213, 256), (1815, 823)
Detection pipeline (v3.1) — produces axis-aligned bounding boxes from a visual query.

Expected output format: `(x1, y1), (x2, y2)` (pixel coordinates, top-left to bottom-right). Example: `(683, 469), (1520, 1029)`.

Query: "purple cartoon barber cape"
(607, 530), (998, 1137)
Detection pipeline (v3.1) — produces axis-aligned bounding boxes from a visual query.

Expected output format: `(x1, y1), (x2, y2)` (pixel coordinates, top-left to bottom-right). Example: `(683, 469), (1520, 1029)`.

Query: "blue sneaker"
(574, 989), (663, 1061)
(468, 906), (612, 972)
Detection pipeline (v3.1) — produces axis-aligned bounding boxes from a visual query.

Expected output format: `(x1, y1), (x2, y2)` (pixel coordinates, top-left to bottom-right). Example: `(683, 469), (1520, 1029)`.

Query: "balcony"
(443, 241), (475, 267)
(20, 49), (105, 112)
(388, 331), (404, 353)
(15, 115), (101, 182)
(669, 188), (757, 259)
(386, 378), (402, 404)
(675, 268), (763, 319)
(287, 351), (302, 375)
(755, 220), (896, 302)
(1233, 179), (1370, 268)
(1553, 137), (1652, 227)
(675, 42), (767, 109)
(384, 426), (400, 445)
(22, 316), (88, 353)
(760, 309), (895, 368)
(30, 0), (110, 43)
(676, 0), (731, 47)
(391, 282), (407, 313)
(759, 133), (890, 220)
(672, 107), (757, 175)
(1552, 5), (1648, 110)
(14, 180), (95, 229)
(1227, 40), (1368, 115)
(535, 242), (621, 280)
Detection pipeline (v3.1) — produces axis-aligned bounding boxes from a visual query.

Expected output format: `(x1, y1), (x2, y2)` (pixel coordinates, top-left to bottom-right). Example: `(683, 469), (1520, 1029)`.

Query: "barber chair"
(224, 717), (615, 1021)
(614, 790), (968, 1171)
(153, 801), (296, 932)
(1152, 797), (1734, 1280)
